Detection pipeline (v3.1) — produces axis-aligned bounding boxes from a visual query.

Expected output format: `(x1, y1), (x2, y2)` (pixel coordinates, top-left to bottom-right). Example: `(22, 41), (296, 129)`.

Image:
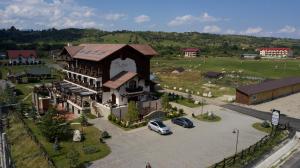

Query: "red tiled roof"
(64, 46), (84, 57)
(103, 71), (138, 89)
(260, 48), (290, 50)
(237, 77), (300, 96)
(182, 48), (200, 52)
(63, 44), (157, 61)
(7, 50), (37, 59)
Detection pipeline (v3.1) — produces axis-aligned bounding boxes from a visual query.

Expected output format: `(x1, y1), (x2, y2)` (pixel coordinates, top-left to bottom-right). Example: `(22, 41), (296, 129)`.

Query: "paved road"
(222, 104), (300, 131)
(280, 151), (300, 168)
(89, 105), (266, 168)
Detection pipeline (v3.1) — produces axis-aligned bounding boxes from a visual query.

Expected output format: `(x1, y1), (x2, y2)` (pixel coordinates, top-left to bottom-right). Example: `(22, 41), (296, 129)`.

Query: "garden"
(6, 103), (111, 168)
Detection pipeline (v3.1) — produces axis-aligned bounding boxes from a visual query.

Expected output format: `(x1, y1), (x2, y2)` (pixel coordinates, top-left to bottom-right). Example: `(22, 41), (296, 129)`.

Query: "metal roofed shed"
(236, 77), (300, 105)
(204, 71), (223, 78)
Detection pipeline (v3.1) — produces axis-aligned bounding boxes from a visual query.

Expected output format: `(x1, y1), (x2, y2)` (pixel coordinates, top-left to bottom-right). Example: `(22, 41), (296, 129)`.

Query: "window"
(252, 95), (257, 100)
(129, 80), (137, 88)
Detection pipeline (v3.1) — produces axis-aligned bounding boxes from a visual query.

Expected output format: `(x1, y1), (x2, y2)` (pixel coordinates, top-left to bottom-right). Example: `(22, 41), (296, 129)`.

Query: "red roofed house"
(182, 48), (200, 57)
(52, 44), (161, 118)
(258, 48), (293, 58)
(7, 50), (39, 65)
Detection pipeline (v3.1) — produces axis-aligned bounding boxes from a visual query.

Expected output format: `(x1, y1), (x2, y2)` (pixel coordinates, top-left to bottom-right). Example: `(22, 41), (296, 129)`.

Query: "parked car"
(148, 119), (171, 135)
(171, 117), (194, 128)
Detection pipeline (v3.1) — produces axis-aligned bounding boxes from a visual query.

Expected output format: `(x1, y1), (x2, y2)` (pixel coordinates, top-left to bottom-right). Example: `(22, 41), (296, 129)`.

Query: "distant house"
(204, 71), (223, 79)
(0, 52), (6, 59)
(7, 50), (40, 65)
(7, 67), (51, 83)
(182, 48), (200, 57)
(240, 54), (260, 59)
(258, 48), (293, 58)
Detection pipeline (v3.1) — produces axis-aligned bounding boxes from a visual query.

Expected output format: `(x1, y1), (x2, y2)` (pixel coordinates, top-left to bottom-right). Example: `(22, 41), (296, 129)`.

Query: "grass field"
(7, 113), (51, 168)
(151, 57), (300, 97)
(252, 122), (272, 134)
(25, 120), (111, 168)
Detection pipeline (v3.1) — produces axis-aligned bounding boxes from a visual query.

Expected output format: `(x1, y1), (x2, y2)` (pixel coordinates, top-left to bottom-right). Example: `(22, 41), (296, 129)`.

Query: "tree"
(125, 101), (139, 123)
(67, 148), (80, 168)
(161, 93), (171, 111)
(80, 113), (88, 126)
(38, 108), (71, 142)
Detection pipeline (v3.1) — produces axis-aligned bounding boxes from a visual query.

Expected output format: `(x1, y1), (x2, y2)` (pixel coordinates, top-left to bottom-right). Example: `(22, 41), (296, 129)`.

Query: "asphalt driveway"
(89, 106), (266, 168)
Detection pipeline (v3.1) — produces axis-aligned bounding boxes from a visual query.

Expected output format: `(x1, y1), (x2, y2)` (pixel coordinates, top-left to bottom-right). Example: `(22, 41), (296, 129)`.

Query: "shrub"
(172, 106), (178, 111)
(111, 115), (116, 122)
(108, 114), (112, 121)
(101, 131), (111, 139)
(179, 109), (184, 114)
(261, 120), (271, 128)
(83, 146), (99, 154)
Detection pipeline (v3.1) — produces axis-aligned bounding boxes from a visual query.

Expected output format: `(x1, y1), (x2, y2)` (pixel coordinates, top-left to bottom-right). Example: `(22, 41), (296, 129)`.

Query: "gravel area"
(249, 92), (300, 119)
(89, 105), (266, 168)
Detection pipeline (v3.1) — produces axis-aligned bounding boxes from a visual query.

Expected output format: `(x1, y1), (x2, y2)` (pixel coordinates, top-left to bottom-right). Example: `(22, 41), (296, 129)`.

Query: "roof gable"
(103, 71), (137, 89)
(63, 44), (157, 61)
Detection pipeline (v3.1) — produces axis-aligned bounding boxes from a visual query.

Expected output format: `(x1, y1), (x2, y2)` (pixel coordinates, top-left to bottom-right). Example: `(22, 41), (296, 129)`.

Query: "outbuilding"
(236, 77), (300, 105)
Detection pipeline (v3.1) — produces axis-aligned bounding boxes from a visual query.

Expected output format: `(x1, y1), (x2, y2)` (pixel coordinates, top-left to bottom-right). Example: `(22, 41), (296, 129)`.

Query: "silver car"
(148, 120), (171, 135)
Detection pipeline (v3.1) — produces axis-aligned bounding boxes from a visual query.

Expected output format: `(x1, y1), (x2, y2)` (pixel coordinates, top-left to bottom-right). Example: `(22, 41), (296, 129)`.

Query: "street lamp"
(232, 128), (239, 155)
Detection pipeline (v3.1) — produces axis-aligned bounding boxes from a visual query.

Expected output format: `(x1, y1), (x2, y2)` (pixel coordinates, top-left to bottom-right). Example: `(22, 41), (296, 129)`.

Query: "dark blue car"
(171, 117), (194, 128)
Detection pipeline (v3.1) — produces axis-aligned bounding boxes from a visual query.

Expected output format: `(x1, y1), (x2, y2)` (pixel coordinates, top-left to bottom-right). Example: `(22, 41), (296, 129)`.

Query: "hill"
(1, 27), (300, 57)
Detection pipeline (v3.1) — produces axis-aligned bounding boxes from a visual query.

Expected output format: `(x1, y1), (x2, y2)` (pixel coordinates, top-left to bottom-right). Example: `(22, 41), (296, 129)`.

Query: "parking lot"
(249, 92), (300, 119)
(89, 106), (266, 168)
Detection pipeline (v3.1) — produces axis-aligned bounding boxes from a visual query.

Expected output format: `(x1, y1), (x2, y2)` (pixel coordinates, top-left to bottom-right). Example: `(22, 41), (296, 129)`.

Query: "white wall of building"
(110, 58), (137, 78)
(102, 76), (149, 106)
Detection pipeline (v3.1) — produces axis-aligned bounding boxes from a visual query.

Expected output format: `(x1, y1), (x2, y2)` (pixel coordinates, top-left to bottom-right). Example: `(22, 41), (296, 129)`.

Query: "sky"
(0, 0), (300, 38)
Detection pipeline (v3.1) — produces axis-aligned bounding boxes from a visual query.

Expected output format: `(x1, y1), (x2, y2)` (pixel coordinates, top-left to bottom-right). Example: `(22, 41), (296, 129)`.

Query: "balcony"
(65, 78), (102, 92)
(126, 86), (143, 93)
(64, 66), (102, 78)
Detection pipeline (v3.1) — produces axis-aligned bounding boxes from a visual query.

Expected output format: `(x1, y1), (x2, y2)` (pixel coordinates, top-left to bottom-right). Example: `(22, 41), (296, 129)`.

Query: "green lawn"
(7, 113), (51, 168)
(252, 122), (272, 134)
(172, 98), (202, 108)
(25, 120), (111, 168)
(152, 57), (300, 78)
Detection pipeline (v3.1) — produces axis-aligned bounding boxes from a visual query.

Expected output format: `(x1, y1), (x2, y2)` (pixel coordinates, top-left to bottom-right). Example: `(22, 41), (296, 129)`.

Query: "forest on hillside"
(1, 26), (300, 57)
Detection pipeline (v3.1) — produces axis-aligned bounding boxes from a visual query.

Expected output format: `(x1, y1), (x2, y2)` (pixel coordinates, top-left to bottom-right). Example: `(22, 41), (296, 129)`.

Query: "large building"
(258, 48), (293, 58)
(236, 77), (300, 105)
(7, 50), (40, 65)
(182, 48), (200, 57)
(52, 44), (161, 119)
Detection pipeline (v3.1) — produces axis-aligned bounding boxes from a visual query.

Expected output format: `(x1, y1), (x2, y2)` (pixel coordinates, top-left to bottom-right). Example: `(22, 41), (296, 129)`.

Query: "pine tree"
(126, 101), (139, 123)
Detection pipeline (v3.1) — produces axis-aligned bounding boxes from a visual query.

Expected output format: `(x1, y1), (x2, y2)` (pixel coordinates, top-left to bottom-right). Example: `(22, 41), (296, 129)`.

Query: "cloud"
(203, 25), (221, 33)
(168, 12), (223, 27)
(240, 27), (263, 34)
(168, 15), (194, 27)
(278, 25), (296, 33)
(225, 29), (235, 34)
(199, 12), (218, 22)
(134, 15), (150, 23)
(0, 0), (100, 29)
(104, 13), (126, 21)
